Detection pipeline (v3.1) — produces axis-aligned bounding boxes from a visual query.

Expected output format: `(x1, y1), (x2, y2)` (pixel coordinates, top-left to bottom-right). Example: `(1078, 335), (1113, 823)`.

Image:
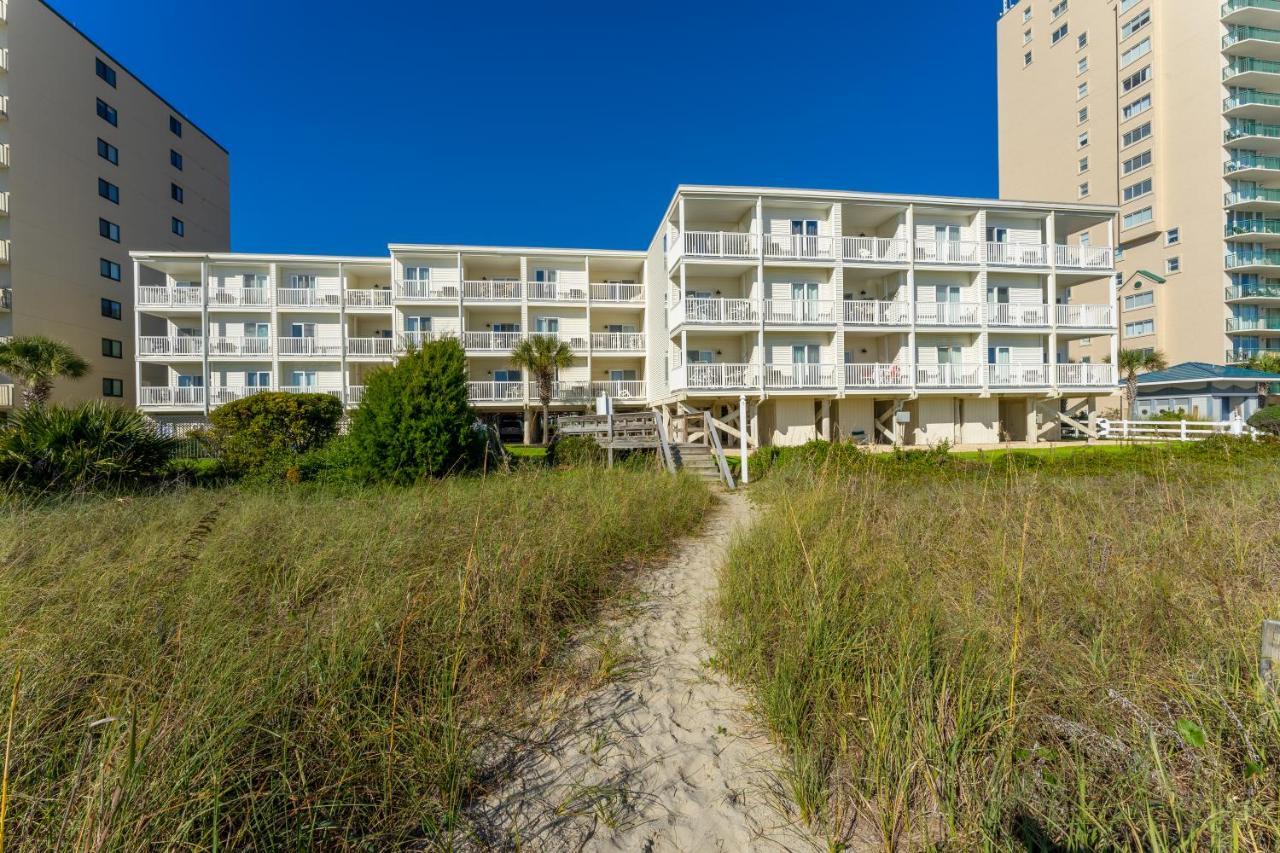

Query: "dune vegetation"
(716, 439), (1280, 850)
(0, 468), (711, 849)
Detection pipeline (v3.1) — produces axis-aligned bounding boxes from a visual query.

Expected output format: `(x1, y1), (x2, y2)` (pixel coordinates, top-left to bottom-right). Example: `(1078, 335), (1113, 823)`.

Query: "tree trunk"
(541, 402), (551, 446)
(1125, 373), (1139, 419)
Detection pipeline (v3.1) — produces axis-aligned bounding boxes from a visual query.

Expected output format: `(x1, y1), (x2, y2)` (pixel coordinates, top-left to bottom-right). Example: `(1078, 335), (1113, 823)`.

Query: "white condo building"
(132, 186), (1120, 447)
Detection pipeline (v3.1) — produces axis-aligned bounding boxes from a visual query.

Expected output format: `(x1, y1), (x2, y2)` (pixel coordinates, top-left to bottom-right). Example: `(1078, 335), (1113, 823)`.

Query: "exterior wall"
(1, 0), (230, 407)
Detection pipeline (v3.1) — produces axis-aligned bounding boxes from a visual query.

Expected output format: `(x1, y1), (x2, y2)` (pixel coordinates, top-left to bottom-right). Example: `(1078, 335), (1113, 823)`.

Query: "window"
(1079, 156), (1089, 173)
(1078, 131), (1089, 148)
(1077, 56), (1088, 74)
(1166, 256), (1181, 274)
(1025, 50), (1033, 66)
(1077, 82), (1088, 99)
(1122, 94), (1152, 121)
(1122, 121), (1151, 147)
(1123, 178), (1153, 202)
(1051, 0), (1068, 17)
(1078, 106), (1089, 124)
(1023, 5), (1032, 22)
(169, 116), (183, 137)
(1024, 29), (1032, 44)
(101, 338), (123, 359)
(171, 183), (184, 203)
(100, 298), (122, 320)
(1121, 37), (1151, 68)
(1123, 206), (1154, 229)
(1080, 233), (1091, 247)
(1122, 149), (1152, 174)
(1166, 227), (1180, 245)
(100, 258), (121, 281)
(98, 218), (120, 242)
(1077, 32), (1088, 49)
(96, 98), (118, 126)
(97, 138), (119, 165)
(95, 58), (117, 88)
(1121, 9), (1151, 39)
(1078, 182), (1090, 198)
(1122, 65), (1151, 93)
(170, 150), (183, 170)
(102, 379), (124, 398)
(1125, 319), (1155, 337)
(97, 178), (119, 204)
(171, 217), (185, 237)
(1124, 291), (1154, 310)
(1120, 0), (1143, 11)
(1051, 23), (1069, 44)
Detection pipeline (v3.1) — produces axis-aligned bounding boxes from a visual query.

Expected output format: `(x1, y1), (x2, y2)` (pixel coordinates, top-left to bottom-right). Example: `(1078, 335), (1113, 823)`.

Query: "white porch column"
(133, 259), (143, 408)
(338, 262), (348, 406)
(1046, 211), (1059, 392)
(200, 259), (210, 416)
(1026, 398), (1039, 445)
(906, 204), (918, 393)
(739, 393), (749, 484)
(820, 398), (831, 441)
(757, 195), (766, 394)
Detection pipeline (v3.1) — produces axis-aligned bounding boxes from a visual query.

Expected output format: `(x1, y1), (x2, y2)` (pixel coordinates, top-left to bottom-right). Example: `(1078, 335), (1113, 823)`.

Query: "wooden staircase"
(671, 443), (724, 484)
(554, 409), (738, 489)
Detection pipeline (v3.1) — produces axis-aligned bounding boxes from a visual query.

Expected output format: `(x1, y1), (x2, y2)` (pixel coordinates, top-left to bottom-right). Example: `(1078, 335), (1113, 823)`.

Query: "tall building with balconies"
(133, 186), (1118, 447)
(998, 0), (1280, 372)
(0, 0), (230, 410)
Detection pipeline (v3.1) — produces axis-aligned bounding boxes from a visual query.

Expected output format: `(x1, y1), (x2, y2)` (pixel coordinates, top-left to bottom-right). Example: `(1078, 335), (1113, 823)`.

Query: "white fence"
(1097, 418), (1260, 441)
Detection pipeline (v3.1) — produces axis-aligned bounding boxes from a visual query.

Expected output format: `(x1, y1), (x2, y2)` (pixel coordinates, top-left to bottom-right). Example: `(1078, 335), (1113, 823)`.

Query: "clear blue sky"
(53, 0), (1002, 256)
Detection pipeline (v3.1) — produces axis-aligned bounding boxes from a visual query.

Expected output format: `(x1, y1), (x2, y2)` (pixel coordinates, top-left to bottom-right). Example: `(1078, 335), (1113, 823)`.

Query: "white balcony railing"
(463, 331), (523, 351)
(915, 240), (984, 265)
(672, 297), (758, 325)
(916, 302), (983, 325)
(844, 363), (911, 388)
(763, 234), (837, 261)
(347, 337), (396, 357)
(679, 231), (759, 260)
(1055, 363), (1118, 387)
(591, 332), (645, 351)
(987, 364), (1051, 387)
(208, 337), (272, 357)
(917, 364), (984, 387)
(275, 288), (341, 308)
(345, 289), (394, 308)
(842, 237), (910, 264)
(277, 337), (343, 356)
(987, 303), (1050, 326)
(593, 380), (646, 399)
(278, 386), (344, 398)
(469, 381), (525, 402)
(139, 386), (205, 407)
(1056, 304), (1114, 327)
(207, 288), (271, 308)
(679, 363), (759, 390)
(590, 283), (645, 302)
(762, 299), (836, 323)
(398, 330), (452, 350)
(396, 280), (460, 300)
(763, 363), (838, 388)
(138, 336), (203, 356)
(137, 286), (203, 308)
(843, 300), (911, 326)
(551, 381), (594, 402)
(1055, 245), (1115, 270)
(528, 282), (589, 301)
(463, 280), (523, 301)
(985, 242), (1050, 267)
(346, 386), (366, 405)
(209, 386), (272, 406)
(0, 384), (12, 408)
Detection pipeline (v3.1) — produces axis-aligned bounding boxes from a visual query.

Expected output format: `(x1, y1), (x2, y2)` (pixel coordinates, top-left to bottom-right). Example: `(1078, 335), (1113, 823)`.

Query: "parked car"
(495, 414), (525, 443)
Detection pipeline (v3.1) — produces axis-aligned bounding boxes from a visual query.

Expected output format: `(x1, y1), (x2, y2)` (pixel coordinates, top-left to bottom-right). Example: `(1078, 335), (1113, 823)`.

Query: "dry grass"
(0, 468), (711, 849)
(716, 440), (1280, 851)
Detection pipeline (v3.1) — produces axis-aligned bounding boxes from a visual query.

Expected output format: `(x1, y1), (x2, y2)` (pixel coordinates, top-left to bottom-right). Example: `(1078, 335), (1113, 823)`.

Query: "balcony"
(1055, 363), (1117, 388)
(345, 289), (394, 309)
(844, 363), (911, 389)
(396, 280), (460, 301)
(916, 302), (983, 326)
(139, 386), (205, 408)
(670, 297), (758, 327)
(987, 364), (1051, 388)
(1227, 217), (1280, 240)
(463, 280), (523, 301)
(276, 288), (341, 309)
(468, 381), (525, 402)
(761, 299), (836, 324)
(842, 237), (910, 265)
(1225, 57), (1280, 87)
(398, 330), (453, 350)
(671, 230), (759, 264)
(137, 286), (203, 309)
(0, 287), (9, 311)
(1226, 282), (1280, 300)
(1056, 304), (1114, 328)
(208, 337), (272, 357)
(209, 386), (271, 407)
(762, 363), (838, 389)
(1226, 118), (1280, 153)
(1227, 315), (1280, 332)
(590, 282), (645, 303)
(347, 386), (366, 406)
(347, 337), (396, 358)
(207, 287), (271, 308)
(762, 234), (837, 262)
(985, 242), (1050, 268)
(1225, 90), (1280, 121)
(277, 337), (343, 357)
(0, 384), (12, 408)
(550, 381), (595, 403)
(1224, 25), (1280, 60)
(278, 386), (344, 399)
(917, 364), (983, 388)
(593, 380), (646, 400)
(843, 300), (911, 326)
(1227, 187), (1280, 209)
(915, 240), (983, 265)
(138, 336), (203, 357)
(1228, 346), (1280, 362)
(1224, 0), (1280, 27)
(988, 303), (1050, 327)
(0, 191), (8, 215)
(1227, 248), (1280, 270)
(462, 331), (523, 351)
(591, 332), (645, 352)
(528, 282), (589, 302)
(1055, 245), (1114, 270)
(676, 363), (759, 391)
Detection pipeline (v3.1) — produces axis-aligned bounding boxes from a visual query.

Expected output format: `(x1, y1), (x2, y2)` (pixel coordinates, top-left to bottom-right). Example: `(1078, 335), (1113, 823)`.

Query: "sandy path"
(461, 491), (822, 852)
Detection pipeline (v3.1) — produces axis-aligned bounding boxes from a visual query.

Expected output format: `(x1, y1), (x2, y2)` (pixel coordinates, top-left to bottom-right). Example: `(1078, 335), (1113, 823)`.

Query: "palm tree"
(0, 336), (91, 408)
(510, 334), (574, 445)
(1116, 348), (1168, 418)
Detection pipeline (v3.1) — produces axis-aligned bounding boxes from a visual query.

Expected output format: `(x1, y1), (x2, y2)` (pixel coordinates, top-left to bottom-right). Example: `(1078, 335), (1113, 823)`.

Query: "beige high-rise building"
(998, 0), (1280, 370)
(0, 0), (230, 409)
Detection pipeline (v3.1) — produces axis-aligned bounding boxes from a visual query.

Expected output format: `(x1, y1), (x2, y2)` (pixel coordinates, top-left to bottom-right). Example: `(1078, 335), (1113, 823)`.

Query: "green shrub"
(1247, 404), (1280, 436)
(346, 339), (481, 482)
(549, 434), (606, 468)
(166, 456), (230, 486)
(209, 392), (343, 472)
(0, 403), (176, 492)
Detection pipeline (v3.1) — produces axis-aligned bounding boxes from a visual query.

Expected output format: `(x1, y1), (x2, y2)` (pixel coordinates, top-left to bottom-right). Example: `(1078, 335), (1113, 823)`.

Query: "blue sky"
(53, 0), (1001, 255)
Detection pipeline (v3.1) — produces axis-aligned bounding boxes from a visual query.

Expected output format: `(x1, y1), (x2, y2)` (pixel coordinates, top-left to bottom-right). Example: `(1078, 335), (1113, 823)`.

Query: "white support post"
(906, 204), (918, 395)
(1047, 211), (1059, 393)
(269, 263), (281, 391)
(133, 259), (142, 409)
(739, 393), (749, 484)
(584, 254), (593, 394)
(338, 262), (348, 406)
(757, 195), (766, 395)
(200, 259), (210, 416)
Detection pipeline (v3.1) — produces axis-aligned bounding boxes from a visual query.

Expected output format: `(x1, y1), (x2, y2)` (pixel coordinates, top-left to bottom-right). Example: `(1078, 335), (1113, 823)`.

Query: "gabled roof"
(1138, 361), (1280, 386)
